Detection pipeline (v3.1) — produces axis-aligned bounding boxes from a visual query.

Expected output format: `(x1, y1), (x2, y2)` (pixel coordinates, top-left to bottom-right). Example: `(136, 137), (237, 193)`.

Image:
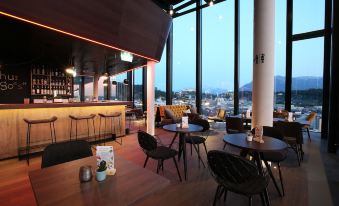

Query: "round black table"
(223, 133), (288, 199)
(163, 124), (203, 180)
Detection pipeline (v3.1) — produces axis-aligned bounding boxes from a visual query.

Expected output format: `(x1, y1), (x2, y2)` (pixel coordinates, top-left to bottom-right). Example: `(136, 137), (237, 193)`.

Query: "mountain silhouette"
(240, 76), (323, 92)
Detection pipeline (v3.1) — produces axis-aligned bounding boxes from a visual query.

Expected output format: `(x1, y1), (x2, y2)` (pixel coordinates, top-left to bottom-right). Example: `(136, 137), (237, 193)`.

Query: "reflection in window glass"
(155, 45), (166, 105)
(202, 0), (234, 116)
(173, 12), (196, 107)
(292, 37), (324, 131)
(133, 68), (143, 108)
(84, 77), (94, 101)
(111, 73), (128, 101)
(293, 0), (325, 34)
(239, 0), (254, 113)
(274, 0), (286, 110)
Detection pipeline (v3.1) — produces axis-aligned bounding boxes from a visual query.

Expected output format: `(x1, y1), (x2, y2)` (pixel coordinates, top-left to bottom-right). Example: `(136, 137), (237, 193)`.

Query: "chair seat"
(24, 116), (57, 124)
(69, 114), (96, 120)
(146, 146), (178, 159)
(226, 175), (269, 195)
(99, 112), (122, 118)
(261, 149), (288, 162)
(185, 136), (205, 144)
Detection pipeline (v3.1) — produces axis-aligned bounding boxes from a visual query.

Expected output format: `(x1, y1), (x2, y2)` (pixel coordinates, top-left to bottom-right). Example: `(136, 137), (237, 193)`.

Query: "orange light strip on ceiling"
(0, 11), (159, 63)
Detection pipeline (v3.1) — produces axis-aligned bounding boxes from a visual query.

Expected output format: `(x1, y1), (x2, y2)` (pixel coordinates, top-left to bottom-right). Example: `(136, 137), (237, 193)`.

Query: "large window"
(155, 46), (166, 105)
(292, 37), (324, 131)
(133, 68), (143, 108)
(274, 0), (287, 110)
(202, 0), (234, 116)
(84, 77), (94, 101)
(239, 0), (254, 113)
(111, 73), (128, 101)
(173, 12), (196, 107)
(293, 0), (325, 34)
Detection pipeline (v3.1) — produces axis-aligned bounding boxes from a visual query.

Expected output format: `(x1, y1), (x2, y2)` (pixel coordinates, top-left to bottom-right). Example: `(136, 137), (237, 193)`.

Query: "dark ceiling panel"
(0, 0), (172, 62)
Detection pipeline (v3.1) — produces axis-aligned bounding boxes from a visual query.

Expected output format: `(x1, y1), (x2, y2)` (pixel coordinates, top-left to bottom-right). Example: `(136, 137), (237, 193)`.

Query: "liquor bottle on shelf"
(36, 86), (40, 94)
(32, 85), (35, 95)
(41, 66), (45, 75)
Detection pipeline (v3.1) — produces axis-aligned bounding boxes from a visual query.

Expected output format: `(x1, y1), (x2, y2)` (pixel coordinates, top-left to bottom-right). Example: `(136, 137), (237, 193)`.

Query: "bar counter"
(0, 101), (132, 159)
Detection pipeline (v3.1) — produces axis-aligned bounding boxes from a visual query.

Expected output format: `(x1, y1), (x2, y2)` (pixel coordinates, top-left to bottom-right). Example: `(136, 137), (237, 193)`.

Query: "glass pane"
(133, 68), (143, 108)
(202, 0), (234, 117)
(275, 0), (286, 110)
(239, 0), (254, 113)
(293, 0), (325, 34)
(155, 45), (166, 105)
(84, 77), (94, 101)
(173, 12), (196, 107)
(292, 37), (323, 131)
(111, 73), (128, 101)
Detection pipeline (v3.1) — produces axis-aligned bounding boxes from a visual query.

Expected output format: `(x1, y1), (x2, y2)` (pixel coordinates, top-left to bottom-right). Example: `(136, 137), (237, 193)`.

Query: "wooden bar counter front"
(0, 102), (130, 159)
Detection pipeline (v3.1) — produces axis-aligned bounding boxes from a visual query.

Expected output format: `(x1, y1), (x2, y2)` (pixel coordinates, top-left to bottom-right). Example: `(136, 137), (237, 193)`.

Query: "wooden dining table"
(29, 155), (170, 206)
(163, 124), (203, 180)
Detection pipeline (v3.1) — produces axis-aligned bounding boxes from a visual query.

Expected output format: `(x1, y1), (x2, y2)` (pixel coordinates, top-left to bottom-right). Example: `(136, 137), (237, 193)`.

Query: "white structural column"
(252, 0), (275, 128)
(146, 61), (156, 135)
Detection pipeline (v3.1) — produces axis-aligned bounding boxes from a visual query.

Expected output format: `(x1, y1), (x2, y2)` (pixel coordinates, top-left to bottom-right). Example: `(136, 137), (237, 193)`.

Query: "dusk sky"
(117, 0), (325, 93)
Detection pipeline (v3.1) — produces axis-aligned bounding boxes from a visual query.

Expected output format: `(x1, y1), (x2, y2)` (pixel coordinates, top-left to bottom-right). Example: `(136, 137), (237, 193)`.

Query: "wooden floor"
(0, 122), (333, 206)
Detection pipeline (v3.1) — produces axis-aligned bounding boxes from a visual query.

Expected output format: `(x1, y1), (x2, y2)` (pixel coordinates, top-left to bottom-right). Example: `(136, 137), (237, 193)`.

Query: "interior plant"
(96, 160), (107, 181)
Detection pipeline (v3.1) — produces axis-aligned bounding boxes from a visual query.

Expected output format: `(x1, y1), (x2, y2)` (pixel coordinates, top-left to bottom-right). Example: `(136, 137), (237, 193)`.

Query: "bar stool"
(69, 114), (96, 141)
(23, 116), (57, 165)
(98, 112), (122, 145)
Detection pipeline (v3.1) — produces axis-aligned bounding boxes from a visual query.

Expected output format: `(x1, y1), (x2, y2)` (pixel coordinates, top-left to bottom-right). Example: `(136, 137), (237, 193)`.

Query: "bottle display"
(30, 65), (74, 97)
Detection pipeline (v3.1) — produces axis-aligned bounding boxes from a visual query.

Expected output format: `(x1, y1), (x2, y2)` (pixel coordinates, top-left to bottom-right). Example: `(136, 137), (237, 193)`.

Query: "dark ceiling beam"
(174, 0), (196, 12)
(173, 0), (226, 18)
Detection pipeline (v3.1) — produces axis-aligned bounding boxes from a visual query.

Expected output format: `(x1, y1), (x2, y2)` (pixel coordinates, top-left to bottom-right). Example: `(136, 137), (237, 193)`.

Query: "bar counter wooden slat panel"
(0, 102), (130, 159)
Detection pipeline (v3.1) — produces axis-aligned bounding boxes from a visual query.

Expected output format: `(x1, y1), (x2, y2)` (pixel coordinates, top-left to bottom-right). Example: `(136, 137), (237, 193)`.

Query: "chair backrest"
(207, 150), (258, 185)
(275, 121), (303, 144)
(273, 110), (289, 118)
(41, 140), (92, 168)
(306, 112), (317, 122)
(226, 116), (245, 133)
(137, 130), (157, 152)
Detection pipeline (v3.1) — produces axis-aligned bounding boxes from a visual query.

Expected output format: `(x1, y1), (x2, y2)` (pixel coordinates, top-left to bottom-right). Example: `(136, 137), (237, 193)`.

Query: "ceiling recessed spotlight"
(169, 5), (174, 16)
(209, 0), (215, 6)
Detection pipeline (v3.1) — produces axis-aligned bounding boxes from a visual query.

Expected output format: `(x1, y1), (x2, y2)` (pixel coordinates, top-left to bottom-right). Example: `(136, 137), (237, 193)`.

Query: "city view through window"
(136, 0), (325, 131)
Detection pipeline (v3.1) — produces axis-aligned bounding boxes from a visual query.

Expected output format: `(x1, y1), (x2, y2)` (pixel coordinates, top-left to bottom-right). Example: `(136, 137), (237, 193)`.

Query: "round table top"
(223, 133), (288, 152)
(163, 124), (203, 133)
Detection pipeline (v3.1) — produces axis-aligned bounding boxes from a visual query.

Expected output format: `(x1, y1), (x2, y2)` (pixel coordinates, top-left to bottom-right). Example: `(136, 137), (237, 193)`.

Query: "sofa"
(156, 105), (190, 125)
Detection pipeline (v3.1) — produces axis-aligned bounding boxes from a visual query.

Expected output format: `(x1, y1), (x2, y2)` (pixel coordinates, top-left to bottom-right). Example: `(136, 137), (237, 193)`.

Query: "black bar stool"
(23, 116), (57, 165)
(69, 114), (96, 141)
(98, 112), (122, 145)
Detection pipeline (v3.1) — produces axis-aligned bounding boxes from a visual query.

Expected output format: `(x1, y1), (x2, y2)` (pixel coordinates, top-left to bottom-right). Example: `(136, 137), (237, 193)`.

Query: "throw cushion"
(187, 113), (200, 121)
(165, 108), (180, 123)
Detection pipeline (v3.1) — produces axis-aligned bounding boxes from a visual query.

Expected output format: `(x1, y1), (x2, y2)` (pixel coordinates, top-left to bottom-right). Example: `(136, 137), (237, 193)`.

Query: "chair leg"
(277, 162), (285, 196)
(197, 144), (200, 168)
(213, 185), (222, 206)
(143, 156), (149, 168)
(92, 119), (96, 141)
(49, 123), (54, 143)
(260, 193), (267, 206)
(173, 157), (182, 182)
(203, 142), (208, 156)
(75, 120), (78, 140)
(99, 117), (102, 144)
(223, 189), (228, 202)
(249, 196), (252, 206)
(307, 128), (311, 142)
(87, 119), (90, 139)
(70, 119), (73, 141)
(52, 122), (57, 143)
(295, 146), (301, 166)
(26, 124), (31, 165)
(156, 160), (161, 174)
(223, 142), (227, 150)
(190, 144), (192, 156)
